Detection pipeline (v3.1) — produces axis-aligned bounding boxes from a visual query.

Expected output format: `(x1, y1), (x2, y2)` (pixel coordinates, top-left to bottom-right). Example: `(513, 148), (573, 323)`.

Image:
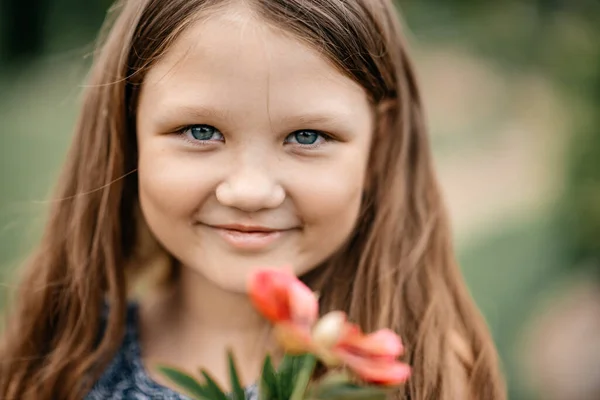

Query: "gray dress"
(86, 303), (258, 399)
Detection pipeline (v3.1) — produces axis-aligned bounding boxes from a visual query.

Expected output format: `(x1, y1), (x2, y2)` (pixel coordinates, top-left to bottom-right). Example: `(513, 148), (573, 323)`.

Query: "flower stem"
(290, 354), (317, 400)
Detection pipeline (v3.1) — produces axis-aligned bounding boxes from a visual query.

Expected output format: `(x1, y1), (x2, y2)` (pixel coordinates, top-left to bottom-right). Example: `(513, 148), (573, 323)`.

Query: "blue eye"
(183, 125), (224, 141)
(285, 130), (326, 146)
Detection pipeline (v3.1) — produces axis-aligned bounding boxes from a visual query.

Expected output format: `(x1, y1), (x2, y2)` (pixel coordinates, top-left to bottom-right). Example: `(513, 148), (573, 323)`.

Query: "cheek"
(293, 151), (367, 236)
(137, 142), (214, 220)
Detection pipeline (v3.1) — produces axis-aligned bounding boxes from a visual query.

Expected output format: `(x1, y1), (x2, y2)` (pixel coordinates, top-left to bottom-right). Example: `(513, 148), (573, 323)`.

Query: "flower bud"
(312, 311), (346, 349)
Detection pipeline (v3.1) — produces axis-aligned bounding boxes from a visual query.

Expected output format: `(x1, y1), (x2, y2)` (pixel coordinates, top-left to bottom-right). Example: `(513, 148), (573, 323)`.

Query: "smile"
(203, 224), (293, 251)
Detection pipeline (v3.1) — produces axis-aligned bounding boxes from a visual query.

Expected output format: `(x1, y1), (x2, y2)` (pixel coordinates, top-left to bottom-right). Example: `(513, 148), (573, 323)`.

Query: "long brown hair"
(0, 0), (506, 399)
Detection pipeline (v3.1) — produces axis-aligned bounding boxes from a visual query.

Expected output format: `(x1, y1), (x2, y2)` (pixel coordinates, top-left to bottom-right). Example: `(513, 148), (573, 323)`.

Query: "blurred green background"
(1, 1), (599, 399)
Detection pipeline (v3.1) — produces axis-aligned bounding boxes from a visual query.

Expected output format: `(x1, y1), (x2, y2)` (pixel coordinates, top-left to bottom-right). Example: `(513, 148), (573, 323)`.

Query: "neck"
(139, 265), (273, 390)
(174, 266), (266, 330)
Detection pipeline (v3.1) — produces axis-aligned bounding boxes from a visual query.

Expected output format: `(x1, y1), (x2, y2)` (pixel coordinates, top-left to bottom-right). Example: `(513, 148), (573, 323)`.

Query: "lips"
(214, 224), (280, 233)
(203, 223), (293, 251)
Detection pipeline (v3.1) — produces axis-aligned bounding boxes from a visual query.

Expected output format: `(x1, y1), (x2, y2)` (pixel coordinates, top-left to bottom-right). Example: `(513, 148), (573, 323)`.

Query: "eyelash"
(177, 125), (224, 145)
(284, 130), (331, 149)
(176, 124), (332, 149)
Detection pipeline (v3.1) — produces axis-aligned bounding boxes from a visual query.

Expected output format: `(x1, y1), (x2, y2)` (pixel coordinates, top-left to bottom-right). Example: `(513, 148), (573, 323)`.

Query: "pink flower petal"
(337, 328), (404, 358)
(248, 268), (297, 322)
(333, 324), (410, 385)
(248, 268), (319, 352)
(288, 277), (319, 328)
(339, 349), (411, 386)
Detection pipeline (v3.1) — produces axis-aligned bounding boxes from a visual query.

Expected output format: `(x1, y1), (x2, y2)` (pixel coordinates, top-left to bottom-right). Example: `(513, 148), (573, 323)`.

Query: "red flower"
(248, 268), (318, 352)
(249, 268), (410, 386)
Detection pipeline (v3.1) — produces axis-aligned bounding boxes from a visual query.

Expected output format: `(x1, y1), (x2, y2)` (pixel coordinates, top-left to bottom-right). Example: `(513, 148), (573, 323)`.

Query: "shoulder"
(86, 302), (188, 400)
(86, 303), (139, 399)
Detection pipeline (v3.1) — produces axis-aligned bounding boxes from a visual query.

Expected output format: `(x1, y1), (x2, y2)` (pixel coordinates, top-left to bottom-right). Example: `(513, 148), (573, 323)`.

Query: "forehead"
(139, 4), (371, 123)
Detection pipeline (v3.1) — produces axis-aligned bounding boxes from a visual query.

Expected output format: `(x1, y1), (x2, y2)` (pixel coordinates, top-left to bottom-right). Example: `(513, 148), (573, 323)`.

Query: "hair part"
(0, 1), (506, 399)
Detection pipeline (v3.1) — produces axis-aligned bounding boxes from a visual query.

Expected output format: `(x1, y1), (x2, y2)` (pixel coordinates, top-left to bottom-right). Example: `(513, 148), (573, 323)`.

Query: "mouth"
(213, 224), (281, 233)
(202, 223), (294, 251)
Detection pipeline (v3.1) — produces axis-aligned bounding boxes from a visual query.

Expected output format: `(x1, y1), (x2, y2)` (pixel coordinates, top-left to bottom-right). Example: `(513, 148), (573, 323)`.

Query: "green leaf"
(311, 380), (389, 400)
(259, 354), (280, 400)
(156, 365), (211, 400)
(313, 370), (352, 387)
(258, 379), (272, 400)
(227, 350), (246, 400)
(200, 369), (229, 400)
(277, 354), (308, 399)
(289, 354), (317, 400)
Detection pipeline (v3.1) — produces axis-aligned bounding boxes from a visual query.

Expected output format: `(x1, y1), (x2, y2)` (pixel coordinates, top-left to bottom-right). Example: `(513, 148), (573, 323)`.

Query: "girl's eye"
(181, 125), (224, 142)
(285, 130), (327, 147)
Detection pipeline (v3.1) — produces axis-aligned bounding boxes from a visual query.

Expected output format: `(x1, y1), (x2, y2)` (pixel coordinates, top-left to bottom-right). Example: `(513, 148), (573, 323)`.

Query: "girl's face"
(136, 5), (374, 292)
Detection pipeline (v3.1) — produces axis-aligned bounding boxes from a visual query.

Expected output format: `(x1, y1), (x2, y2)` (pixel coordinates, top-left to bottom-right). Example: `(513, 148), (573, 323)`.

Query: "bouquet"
(157, 268), (410, 400)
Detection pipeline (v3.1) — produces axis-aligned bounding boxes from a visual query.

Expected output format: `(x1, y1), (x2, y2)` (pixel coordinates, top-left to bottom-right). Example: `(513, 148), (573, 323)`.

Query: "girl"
(0, 0), (506, 399)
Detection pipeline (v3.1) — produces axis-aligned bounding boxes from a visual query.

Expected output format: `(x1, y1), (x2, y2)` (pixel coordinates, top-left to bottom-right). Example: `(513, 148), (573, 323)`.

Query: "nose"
(215, 161), (285, 212)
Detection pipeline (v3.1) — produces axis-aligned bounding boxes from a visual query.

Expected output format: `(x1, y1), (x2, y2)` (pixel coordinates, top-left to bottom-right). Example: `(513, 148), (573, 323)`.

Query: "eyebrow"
(162, 104), (233, 122)
(277, 113), (345, 128)
(152, 103), (356, 135)
(149, 104), (236, 131)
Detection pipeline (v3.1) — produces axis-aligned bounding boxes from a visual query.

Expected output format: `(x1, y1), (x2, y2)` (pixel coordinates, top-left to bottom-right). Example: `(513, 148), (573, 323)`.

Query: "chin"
(183, 253), (319, 294)
(183, 259), (264, 294)
(209, 268), (251, 294)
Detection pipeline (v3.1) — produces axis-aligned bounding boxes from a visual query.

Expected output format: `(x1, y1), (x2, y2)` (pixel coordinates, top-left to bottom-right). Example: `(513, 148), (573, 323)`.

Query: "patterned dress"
(85, 303), (259, 399)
